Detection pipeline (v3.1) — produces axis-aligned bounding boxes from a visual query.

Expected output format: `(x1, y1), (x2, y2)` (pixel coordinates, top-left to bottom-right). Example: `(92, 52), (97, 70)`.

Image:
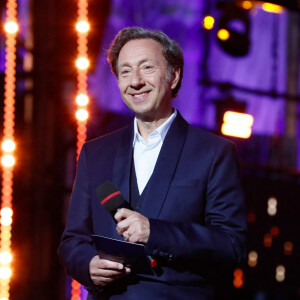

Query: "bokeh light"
(4, 21), (18, 34)
(284, 241), (293, 256)
(203, 16), (215, 30)
(0, 252), (12, 265)
(233, 268), (244, 288)
(248, 251), (258, 267)
(76, 57), (89, 70)
(267, 197), (277, 216)
(76, 109), (88, 121)
(217, 29), (230, 41)
(0, 267), (12, 280)
(264, 233), (272, 247)
(240, 1), (253, 10)
(1, 140), (16, 153)
(76, 20), (90, 33)
(262, 3), (284, 14)
(270, 226), (280, 237)
(0, 208), (13, 218)
(276, 265), (285, 282)
(76, 94), (89, 106)
(1, 155), (15, 168)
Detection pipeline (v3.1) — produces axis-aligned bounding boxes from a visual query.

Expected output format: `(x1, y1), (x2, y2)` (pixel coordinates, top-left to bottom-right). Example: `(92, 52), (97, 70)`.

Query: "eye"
(142, 65), (154, 72)
(120, 69), (131, 76)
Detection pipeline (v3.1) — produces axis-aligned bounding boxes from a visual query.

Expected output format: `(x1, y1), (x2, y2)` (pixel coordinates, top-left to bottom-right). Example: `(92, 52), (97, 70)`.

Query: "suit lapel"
(140, 113), (189, 219)
(112, 123), (134, 203)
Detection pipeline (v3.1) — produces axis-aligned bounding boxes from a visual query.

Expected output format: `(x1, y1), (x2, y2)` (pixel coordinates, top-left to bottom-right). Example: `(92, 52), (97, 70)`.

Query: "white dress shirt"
(133, 109), (177, 194)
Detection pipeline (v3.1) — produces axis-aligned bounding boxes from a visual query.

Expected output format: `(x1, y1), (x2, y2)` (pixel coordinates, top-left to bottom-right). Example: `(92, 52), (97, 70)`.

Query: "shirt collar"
(133, 109), (177, 146)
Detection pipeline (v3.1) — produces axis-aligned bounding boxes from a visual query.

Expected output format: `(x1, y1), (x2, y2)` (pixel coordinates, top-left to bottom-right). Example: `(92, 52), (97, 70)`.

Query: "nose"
(130, 69), (144, 88)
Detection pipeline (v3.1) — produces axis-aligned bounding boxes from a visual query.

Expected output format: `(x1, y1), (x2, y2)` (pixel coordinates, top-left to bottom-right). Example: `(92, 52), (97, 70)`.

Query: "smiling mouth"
(132, 92), (148, 98)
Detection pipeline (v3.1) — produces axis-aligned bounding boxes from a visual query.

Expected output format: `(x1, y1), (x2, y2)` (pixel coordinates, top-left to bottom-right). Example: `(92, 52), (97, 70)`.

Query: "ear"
(170, 68), (181, 90)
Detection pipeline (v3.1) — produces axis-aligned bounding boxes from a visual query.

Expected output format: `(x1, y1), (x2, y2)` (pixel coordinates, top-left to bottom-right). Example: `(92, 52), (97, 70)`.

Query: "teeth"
(133, 93), (147, 98)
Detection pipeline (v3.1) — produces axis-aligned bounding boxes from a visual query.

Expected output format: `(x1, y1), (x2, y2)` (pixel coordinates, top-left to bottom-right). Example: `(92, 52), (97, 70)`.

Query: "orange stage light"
(203, 16), (215, 30)
(283, 241), (293, 256)
(1, 0), (17, 298)
(217, 29), (230, 41)
(262, 3), (284, 14)
(72, 0), (90, 297)
(221, 111), (254, 139)
(233, 268), (244, 288)
(263, 233), (273, 247)
(240, 1), (253, 10)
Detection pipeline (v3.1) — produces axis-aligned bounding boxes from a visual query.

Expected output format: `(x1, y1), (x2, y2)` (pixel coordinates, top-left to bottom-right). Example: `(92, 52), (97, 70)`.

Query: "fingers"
(114, 209), (150, 244)
(114, 208), (135, 236)
(114, 208), (133, 222)
(89, 255), (131, 286)
(123, 230), (131, 241)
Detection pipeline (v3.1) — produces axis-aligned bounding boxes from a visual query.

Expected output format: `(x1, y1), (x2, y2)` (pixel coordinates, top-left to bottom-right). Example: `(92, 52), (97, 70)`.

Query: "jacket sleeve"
(57, 144), (98, 288)
(144, 141), (247, 266)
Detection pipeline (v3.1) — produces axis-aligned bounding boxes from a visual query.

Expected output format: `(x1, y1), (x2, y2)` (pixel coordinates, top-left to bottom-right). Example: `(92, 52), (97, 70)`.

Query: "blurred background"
(0, 0), (299, 299)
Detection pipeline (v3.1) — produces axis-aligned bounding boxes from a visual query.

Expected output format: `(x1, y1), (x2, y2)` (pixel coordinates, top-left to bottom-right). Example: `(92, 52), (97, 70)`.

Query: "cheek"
(118, 81), (127, 93)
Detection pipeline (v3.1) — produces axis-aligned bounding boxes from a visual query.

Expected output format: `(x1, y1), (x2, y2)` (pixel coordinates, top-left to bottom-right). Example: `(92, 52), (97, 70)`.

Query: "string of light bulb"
(0, 0), (18, 299)
(71, 0), (90, 298)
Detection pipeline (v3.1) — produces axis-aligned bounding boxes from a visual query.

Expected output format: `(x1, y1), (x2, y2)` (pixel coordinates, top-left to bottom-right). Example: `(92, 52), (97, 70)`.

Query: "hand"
(114, 208), (150, 244)
(89, 255), (131, 286)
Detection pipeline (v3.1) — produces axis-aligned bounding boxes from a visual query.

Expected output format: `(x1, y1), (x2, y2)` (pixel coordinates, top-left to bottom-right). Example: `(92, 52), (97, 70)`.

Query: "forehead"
(117, 38), (165, 67)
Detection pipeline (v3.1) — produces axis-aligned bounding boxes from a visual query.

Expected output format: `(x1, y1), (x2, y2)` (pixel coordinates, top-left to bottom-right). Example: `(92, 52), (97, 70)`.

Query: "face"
(117, 39), (180, 122)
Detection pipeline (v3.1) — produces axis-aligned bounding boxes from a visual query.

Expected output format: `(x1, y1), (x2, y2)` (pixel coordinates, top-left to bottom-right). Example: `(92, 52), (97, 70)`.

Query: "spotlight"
(215, 96), (253, 138)
(203, 16), (215, 30)
(261, 2), (284, 13)
(217, 3), (250, 56)
(236, 0), (298, 12)
(221, 111), (253, 138)
(217, 29), (230, 41)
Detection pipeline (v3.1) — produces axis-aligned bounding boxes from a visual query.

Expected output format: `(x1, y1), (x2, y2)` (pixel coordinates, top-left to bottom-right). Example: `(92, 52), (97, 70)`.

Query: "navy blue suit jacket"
(58, 112), (247, 299)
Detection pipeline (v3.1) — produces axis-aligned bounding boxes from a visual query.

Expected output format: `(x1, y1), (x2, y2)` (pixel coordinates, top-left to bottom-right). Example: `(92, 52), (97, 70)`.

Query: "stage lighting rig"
(215, 96), (254, 139)
(216, 3), (251, 57)
(236, 0), (299, 12)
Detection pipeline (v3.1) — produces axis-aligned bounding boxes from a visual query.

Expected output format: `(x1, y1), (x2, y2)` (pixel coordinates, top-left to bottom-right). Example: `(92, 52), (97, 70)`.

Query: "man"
(58, 27), (247, 299)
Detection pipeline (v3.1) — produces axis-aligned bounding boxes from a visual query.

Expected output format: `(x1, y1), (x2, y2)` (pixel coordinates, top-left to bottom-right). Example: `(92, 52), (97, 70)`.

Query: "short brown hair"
(107, 27), (184, 98)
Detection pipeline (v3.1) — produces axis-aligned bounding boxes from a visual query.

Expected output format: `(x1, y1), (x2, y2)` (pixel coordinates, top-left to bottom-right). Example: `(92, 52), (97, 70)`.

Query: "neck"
(136, 109), (173, 142)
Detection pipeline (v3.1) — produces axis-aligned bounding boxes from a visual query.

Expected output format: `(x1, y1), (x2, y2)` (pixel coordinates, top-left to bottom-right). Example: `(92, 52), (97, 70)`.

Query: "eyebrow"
(118, 58), (153, 70)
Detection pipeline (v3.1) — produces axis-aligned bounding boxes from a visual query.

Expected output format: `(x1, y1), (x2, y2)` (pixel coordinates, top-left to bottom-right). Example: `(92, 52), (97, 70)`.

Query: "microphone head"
(96, 182), (129, 214)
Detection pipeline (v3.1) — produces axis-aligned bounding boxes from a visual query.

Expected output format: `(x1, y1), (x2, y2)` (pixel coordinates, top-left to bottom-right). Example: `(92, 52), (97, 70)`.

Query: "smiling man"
(117, 38), (179, 135)
(58, 27), (247, 300)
